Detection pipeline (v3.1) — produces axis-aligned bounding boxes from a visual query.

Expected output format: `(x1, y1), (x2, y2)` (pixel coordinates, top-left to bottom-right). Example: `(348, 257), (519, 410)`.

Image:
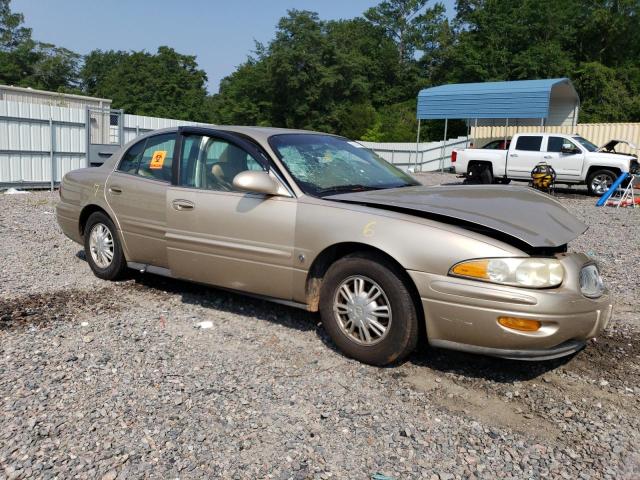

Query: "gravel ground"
(1, 175), (639, 479)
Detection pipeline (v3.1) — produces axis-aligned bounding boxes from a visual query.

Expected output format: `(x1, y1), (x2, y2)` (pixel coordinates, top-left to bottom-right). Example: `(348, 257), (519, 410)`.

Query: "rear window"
(515, 136), (543, 152)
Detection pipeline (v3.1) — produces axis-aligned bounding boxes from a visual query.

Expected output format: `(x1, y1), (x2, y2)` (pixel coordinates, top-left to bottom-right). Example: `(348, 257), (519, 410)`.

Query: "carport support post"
(441, 118), (448, 173)
(466, 119), (470, 148)
(504, 118), (509, 148)
(415, 119), (421, 172)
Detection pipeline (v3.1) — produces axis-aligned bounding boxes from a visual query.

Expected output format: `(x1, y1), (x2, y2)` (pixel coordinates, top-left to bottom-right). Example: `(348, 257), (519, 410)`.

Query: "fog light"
(498, 316), (541, 332)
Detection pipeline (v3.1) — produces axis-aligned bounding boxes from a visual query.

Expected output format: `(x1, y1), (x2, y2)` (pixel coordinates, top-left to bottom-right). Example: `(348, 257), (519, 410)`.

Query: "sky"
(12, 0), (456, 93)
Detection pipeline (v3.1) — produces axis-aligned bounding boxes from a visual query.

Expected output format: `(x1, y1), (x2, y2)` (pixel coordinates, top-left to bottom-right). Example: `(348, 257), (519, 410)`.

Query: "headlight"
(449, 258), (564, 288)
(579, 264), (604, 298)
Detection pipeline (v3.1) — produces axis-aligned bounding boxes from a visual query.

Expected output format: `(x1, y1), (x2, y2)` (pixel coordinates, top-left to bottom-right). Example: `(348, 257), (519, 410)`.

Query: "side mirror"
(232, 170), (281, 196)
(561, 146), (579, 155)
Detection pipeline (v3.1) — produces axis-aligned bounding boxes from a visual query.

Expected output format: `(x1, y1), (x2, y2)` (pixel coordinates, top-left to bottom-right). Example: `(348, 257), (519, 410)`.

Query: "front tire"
(84, 211), (127, 280)
(587, 169), (617, 196)
(319, 253), (419, 366)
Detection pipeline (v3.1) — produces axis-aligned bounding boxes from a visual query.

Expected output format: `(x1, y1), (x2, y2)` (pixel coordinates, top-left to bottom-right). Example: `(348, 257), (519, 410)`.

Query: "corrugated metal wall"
(0, 85), (110, 110)
(0, 101), (86, 184)
(472, 123), (640, 154)
(0, 99), (214, 186)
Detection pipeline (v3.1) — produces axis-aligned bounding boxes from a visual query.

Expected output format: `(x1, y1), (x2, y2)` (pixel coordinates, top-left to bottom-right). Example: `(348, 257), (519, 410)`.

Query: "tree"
(364, 0), (447, 63)
(210, 10), (410, 137)
(0, 0), (30, 50)
(80, 47), (210, 121)
(0, 0), (79, 91)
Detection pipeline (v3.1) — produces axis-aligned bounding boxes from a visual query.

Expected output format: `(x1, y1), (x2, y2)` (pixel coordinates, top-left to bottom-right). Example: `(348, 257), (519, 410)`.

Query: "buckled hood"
(327, 185), (587, 248)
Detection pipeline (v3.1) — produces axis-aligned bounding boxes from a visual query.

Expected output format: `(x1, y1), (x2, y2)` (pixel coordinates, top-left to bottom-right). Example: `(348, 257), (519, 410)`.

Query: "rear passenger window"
(137, 134), (176, 182)
(118, 141), (145, 174)
(515, 136), (543, 152)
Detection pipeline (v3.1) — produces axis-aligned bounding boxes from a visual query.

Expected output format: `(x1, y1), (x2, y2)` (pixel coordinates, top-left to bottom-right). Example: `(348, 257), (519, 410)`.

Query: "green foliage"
(2, 0), (640, 138)
(440, 0), (640, 123)
(211, 11), (417, 135)
(0, 0), (79, 91)
(80, 47), (210, 121)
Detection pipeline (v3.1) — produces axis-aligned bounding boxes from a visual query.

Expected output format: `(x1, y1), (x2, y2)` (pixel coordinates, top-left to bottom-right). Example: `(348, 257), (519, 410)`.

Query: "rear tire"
(319, 253), (419, 366)
(587, 169), (617, 196)
(479, 165), (494, 184)
(84, 211), (127, 280)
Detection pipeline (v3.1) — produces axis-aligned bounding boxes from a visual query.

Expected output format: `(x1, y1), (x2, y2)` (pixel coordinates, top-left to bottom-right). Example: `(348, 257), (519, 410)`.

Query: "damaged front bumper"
(409, 253), (613, 361)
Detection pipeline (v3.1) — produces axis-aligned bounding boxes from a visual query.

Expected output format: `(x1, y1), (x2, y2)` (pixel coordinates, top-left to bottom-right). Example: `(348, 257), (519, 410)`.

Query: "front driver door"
(166, 129), (297, 301)
(544, 136), (584, 181)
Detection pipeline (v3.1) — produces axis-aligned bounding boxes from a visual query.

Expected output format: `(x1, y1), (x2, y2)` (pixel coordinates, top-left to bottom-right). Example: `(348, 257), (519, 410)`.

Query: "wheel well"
(467, 161), (493, 174)
(586, 166), (621, 180)
(304, 242), (426, 340)
(78, 205), (110, 238)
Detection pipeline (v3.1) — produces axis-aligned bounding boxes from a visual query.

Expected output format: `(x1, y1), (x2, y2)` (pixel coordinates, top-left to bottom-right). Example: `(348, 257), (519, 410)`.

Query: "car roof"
(146, 125), (330, 143)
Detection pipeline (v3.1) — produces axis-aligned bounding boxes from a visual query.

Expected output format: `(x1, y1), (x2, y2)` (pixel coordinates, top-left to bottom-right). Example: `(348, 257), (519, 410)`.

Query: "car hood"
(327, 185), (587, 248)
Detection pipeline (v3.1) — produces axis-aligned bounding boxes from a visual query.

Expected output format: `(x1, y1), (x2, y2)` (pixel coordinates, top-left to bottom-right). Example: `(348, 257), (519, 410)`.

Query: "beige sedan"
(56, 126), (613, 365)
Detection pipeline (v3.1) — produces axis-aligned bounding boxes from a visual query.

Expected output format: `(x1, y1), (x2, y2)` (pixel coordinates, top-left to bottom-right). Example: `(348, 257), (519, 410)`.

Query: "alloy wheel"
(591, 174), (613, 195)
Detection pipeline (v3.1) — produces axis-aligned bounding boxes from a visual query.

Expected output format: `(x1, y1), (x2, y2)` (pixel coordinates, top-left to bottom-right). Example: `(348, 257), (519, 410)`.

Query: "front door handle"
(509, 154), (518, 157)
(109, 186), (122, 194)
(172, 199), (195, 211)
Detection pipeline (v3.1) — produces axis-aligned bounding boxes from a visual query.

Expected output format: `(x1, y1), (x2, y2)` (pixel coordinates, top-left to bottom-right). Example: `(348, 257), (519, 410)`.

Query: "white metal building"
(0, 85), (111, 110)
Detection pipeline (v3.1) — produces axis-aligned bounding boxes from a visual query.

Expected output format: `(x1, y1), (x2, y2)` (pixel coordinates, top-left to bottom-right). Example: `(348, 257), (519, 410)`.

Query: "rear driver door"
(105, 132), (176, 268)
(506, 135), (544, 179)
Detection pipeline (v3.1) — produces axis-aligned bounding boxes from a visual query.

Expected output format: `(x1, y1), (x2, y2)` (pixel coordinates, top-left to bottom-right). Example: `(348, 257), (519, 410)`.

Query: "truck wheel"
(319, 253), (419, 366)
(587, 169), (617, 196)
(479, 166), (494, 184)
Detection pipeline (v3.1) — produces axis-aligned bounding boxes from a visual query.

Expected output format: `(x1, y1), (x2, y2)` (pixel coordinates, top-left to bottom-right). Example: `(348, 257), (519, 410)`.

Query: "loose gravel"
(1, 175), (638, 479)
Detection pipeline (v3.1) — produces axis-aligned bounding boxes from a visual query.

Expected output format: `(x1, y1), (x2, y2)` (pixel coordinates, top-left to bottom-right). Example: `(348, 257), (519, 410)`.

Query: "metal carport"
(415, 78), (580, 170)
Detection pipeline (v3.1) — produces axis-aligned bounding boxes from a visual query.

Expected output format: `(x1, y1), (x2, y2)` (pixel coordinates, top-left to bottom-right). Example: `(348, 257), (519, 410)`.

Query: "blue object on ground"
(596, 172), (629, 207)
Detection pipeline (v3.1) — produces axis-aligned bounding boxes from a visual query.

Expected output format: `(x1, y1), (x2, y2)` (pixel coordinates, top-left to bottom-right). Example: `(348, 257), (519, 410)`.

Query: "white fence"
(361, 136), (469, 172)
(0, 99), (213, 187)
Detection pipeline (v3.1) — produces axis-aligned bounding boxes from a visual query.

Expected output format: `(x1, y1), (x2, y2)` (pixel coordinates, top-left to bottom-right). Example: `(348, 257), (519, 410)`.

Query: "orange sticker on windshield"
(150, 150), (166, 169)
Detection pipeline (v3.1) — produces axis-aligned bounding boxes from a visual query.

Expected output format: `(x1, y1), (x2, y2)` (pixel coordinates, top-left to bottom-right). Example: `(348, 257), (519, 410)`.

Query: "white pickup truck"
(453, 133), (639, 195)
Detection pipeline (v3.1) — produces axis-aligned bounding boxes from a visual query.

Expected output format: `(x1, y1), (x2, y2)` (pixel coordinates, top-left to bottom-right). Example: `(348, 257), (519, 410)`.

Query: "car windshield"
(573, 136), (598, 152)
(269, 134), (419, 197)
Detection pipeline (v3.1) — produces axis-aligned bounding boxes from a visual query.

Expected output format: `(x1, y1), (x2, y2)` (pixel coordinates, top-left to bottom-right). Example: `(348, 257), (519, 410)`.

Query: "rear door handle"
(543, 155), (552, 159)
(509, 154), (518, 157)
(109, 186), (122, 194)
(172, 199), (195, 211)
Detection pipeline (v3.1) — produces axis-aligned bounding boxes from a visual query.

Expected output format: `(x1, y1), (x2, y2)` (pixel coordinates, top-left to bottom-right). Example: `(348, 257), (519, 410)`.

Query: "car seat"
(210, 145), (248, 191)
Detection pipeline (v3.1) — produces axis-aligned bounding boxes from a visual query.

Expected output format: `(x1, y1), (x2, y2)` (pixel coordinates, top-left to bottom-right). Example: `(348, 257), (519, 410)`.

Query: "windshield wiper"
(317, 184), (381, 196)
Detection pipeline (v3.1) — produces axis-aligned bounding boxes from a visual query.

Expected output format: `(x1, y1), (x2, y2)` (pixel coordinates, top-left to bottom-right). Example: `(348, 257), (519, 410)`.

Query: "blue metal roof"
(417, 78), (578, 120)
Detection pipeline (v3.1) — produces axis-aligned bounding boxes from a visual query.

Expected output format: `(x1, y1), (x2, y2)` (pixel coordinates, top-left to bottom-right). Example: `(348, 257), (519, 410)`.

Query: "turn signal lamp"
(498, 316), (541, 332)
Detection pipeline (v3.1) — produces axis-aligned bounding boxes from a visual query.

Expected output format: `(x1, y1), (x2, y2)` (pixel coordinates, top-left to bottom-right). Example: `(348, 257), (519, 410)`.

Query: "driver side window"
(547, 137), (578, 153)
(179, 135), (265, 191)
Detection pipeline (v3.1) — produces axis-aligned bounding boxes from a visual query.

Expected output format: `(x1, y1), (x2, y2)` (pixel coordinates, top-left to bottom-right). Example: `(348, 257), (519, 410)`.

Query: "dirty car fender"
(291, 197), (526, 306)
